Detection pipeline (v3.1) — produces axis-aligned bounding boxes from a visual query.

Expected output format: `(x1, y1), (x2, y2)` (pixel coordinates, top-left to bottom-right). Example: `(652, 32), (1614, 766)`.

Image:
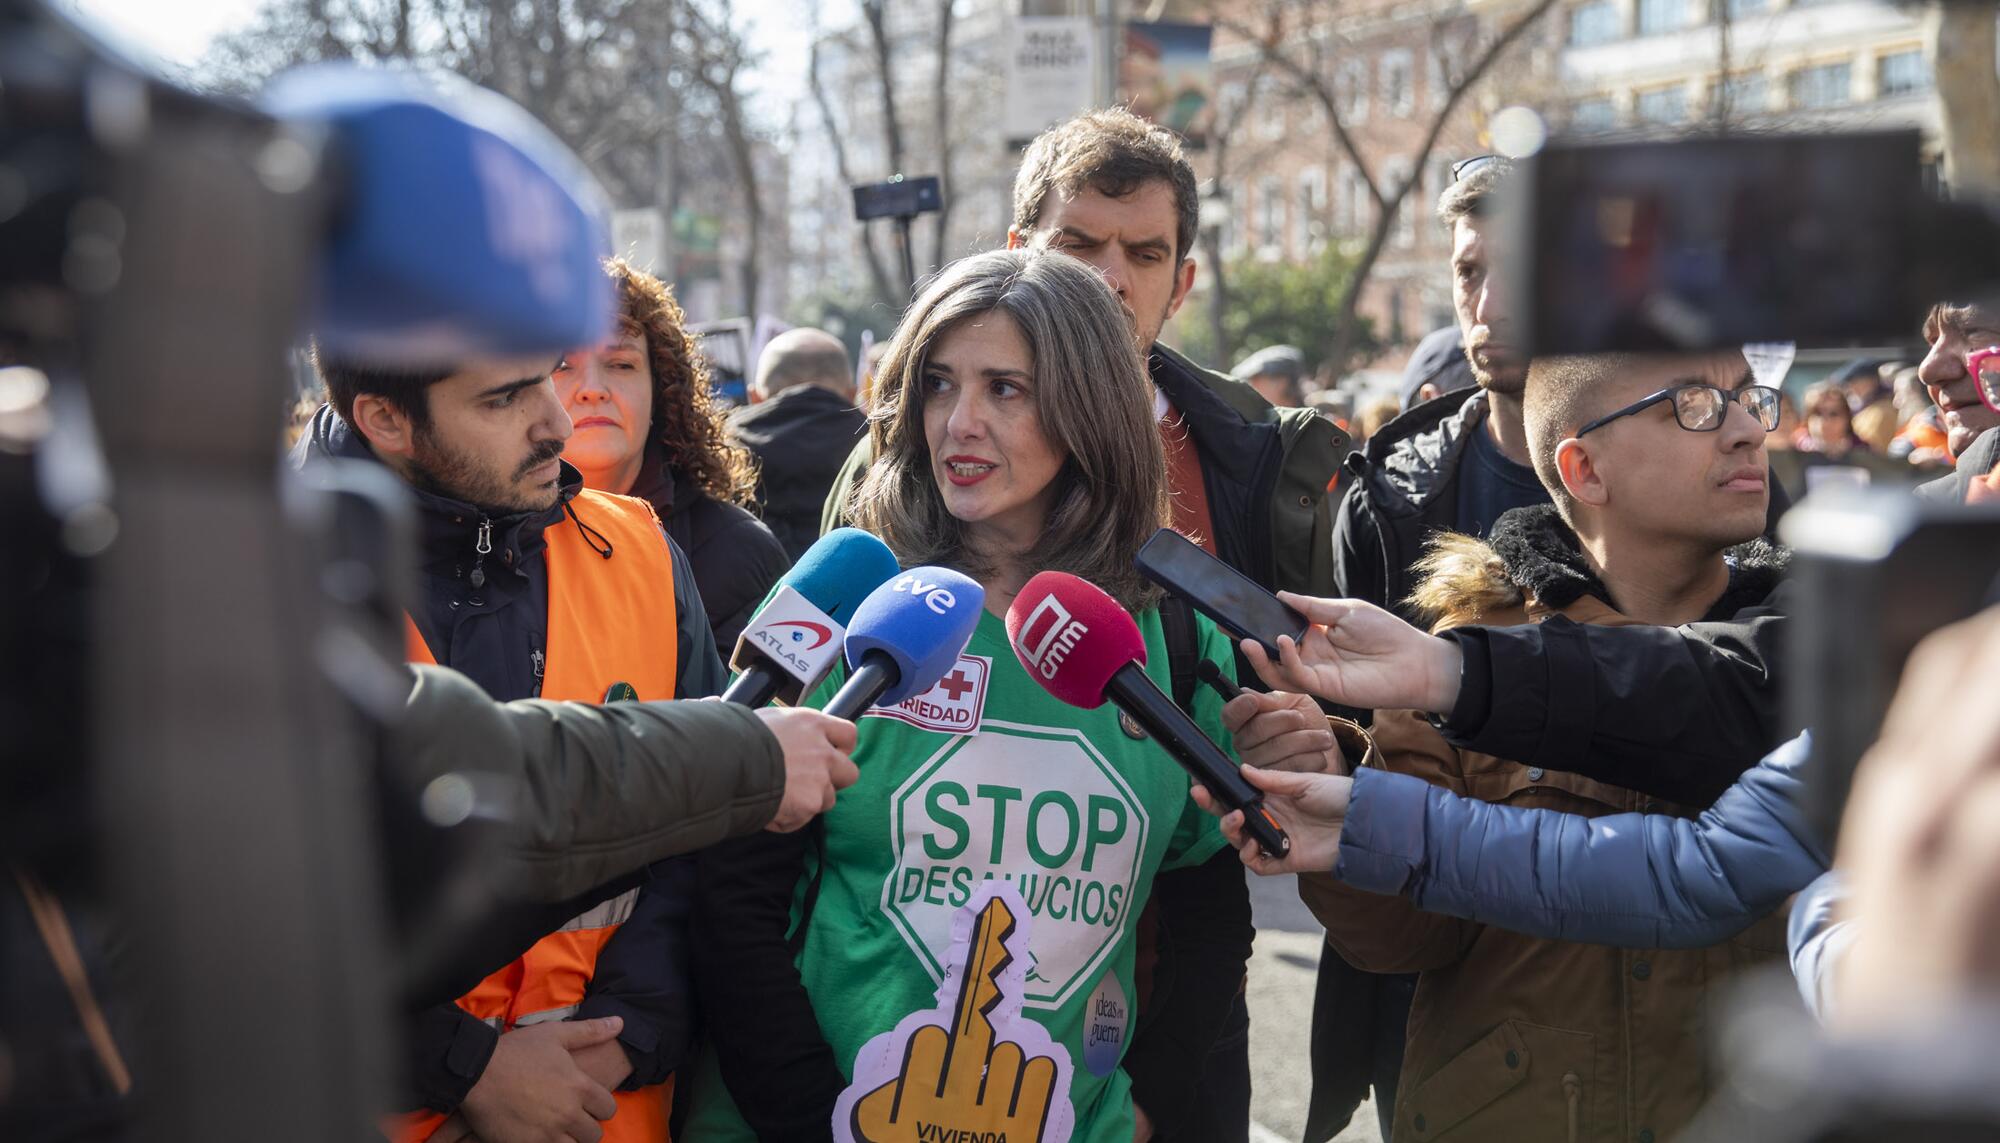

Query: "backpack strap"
(1161, 593), (1202, 717)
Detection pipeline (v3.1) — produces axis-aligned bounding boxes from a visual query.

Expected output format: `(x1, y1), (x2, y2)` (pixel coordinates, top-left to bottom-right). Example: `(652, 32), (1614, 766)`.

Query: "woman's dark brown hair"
(606, 258), (759, 507)
(847, 247), (1169, 611)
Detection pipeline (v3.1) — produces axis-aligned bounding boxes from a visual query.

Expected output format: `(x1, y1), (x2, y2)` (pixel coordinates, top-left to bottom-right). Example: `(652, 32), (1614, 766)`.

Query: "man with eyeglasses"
(1227, 347), (1789, 1143)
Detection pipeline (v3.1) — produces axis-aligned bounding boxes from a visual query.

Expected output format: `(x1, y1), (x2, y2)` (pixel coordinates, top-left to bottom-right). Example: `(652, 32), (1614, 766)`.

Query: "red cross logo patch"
(868, 653), (991, 736)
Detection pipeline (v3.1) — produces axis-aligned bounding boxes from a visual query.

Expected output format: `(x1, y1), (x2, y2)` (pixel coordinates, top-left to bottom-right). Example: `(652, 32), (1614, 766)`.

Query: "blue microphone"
(723, 529), (902, 708)
(823, 568), (985, 721)
(264, 66), (614, 362)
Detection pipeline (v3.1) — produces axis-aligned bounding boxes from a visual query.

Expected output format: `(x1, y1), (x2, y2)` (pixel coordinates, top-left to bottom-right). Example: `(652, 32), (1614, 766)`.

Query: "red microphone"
(1005, 571), (1290, 859)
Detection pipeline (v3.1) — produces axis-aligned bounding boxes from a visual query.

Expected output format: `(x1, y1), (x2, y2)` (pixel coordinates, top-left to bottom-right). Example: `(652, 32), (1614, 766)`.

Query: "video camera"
(1782, 490), (2000, 842)
(0, 1), (613, 1135)
(1516, 130), (2000, 355)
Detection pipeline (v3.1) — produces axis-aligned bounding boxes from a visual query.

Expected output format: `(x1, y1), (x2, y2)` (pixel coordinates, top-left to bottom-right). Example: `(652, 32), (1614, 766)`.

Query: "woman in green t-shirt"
(685, 248), (1253, 1143)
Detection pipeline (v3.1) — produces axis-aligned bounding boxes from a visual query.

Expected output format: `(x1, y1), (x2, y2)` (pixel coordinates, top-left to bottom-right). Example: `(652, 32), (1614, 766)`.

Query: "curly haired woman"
(556, 259), (788, 656)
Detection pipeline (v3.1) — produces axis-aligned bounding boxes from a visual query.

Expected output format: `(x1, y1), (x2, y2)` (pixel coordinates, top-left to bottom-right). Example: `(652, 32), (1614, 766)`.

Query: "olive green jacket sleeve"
(818, 433), (877, 535)
(393, 664), (785, 904)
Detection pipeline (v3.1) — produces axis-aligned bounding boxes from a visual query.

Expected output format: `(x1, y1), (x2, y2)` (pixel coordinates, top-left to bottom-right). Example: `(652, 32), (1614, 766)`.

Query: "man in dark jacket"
(295, 352), (715, 1143)
(728, 328), (866, 560)
(1311, 157), (1533, 1142)
(1332, 160), (1540, 624)
(807, 107), (1344, 1141)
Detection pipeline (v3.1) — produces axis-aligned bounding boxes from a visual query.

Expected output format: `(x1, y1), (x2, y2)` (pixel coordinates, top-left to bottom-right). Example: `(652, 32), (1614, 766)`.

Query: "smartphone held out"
(1135, 529), (1308, 658)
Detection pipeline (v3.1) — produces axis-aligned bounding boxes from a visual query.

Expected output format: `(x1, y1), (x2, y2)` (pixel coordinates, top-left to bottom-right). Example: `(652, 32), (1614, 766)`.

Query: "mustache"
(515, 439), (565, 479)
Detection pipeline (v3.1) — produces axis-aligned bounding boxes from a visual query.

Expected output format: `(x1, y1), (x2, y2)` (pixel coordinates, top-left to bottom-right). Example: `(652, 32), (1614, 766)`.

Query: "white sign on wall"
(1005, 16), (1096, 144)
(610, 208), (666, 273)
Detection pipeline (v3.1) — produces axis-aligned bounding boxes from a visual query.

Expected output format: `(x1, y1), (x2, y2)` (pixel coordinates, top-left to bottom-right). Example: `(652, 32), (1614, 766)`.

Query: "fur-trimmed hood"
(1408, 503), (1789, 632)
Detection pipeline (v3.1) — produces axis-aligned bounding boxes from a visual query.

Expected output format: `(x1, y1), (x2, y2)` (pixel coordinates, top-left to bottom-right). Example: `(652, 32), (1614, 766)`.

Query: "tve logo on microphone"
(892, 573), (962, 616)
(1014, 595), (1088, 680)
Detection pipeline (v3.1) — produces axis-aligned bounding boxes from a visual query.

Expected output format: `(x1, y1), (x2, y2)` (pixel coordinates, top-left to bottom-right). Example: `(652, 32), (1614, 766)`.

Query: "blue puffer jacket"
(1336, 732), (1829, 949)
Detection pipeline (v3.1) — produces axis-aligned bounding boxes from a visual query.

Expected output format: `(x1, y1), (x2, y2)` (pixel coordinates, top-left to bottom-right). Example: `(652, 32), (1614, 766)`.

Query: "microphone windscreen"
(265, 66), (614, 362)
(778, 528), (903, 626)
(843, 567), (985, 705)
(1005, 572), (1146, 710)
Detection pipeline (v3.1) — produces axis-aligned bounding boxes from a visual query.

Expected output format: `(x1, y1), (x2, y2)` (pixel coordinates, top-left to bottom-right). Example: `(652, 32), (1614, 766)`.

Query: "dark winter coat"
(726, 385), (868, 561)
(1331, 387), (1499, 622)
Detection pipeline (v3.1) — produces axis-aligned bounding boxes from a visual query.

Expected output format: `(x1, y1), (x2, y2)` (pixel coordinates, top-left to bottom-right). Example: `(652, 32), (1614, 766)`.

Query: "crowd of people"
(1240, 270), (1985, 503)
(22, 83), (2000, 1143)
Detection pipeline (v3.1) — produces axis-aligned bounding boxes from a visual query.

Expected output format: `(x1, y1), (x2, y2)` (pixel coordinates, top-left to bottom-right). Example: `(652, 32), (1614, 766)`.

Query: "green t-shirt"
(683, 604), (1237, 1143)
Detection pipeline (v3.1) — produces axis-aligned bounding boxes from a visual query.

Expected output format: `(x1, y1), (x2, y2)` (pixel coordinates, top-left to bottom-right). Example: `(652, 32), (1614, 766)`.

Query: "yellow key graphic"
(850, 895), (1061, 1142)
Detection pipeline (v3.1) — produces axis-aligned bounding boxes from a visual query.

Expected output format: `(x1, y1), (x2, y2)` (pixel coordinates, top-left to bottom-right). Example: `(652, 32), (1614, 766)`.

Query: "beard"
(409, 427), (565, 514)
(1129, 295), (1176, 353)
(1466, 342), (1528, 397)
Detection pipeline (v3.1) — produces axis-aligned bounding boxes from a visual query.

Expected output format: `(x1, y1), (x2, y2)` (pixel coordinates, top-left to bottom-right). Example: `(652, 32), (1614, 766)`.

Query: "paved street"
(1246, 873), (1384, 1143)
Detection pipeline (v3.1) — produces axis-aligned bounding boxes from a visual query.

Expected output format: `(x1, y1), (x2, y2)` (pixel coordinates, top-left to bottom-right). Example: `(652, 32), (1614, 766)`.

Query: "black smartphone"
(1135, 528), (1308, 657)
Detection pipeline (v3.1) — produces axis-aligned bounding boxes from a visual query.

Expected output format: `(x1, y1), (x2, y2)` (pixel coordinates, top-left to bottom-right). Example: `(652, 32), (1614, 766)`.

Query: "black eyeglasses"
(1451, 155), (1503, 183)
(1575, 382), (1783, 437)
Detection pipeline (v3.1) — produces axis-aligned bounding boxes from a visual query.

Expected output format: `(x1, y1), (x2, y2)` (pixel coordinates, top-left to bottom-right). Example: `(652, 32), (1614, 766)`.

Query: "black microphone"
(1006, 572), (1290, 859)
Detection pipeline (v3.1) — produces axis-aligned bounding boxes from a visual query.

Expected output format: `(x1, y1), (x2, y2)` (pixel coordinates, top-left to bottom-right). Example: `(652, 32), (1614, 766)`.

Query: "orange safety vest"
(394, 488), (680, 1143)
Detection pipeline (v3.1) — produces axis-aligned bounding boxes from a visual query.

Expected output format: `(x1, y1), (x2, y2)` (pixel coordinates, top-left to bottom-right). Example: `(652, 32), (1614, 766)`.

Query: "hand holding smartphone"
(1135, 528), (1308, 657)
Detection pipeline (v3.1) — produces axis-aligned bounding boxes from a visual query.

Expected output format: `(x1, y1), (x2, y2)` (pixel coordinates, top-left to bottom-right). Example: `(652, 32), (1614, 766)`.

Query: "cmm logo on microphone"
(1016, 596), (1088, 681)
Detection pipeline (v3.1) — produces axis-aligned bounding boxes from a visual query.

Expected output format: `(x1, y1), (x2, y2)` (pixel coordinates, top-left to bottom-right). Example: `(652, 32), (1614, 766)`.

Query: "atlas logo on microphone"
(1015, 596), (1088, 681)
(733, 584), (846, 689)
(769, 620), (832, 650)
(892, 573), (961, 616)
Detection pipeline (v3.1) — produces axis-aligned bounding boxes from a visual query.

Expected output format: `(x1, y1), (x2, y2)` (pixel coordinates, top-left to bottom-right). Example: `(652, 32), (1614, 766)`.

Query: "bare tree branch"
(861, 0), (908, 175)
(1211, 0), (1556, 370)
(1200, 56), (1276, 366)
(929, 0), (958, 275)
(810, 37), (899, 307)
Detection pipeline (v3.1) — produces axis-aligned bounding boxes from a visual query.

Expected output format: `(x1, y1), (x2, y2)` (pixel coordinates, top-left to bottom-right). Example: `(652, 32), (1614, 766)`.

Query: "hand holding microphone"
(756, 707), (862, 832)
(1189, 768), (1353, 876)
(1005, 572), (1291, 860)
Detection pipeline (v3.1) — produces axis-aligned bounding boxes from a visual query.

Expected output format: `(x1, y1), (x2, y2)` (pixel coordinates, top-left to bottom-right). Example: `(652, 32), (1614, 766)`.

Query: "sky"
(63, 0), (815, 107)
(66, 0), (266, 71)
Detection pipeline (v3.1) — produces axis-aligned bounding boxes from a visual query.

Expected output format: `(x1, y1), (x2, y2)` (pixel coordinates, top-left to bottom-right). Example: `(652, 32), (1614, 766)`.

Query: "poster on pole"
(610, 208), (666, 273)
(1119, 22), (1215, 147)
(1005, 16), (1097, 146)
